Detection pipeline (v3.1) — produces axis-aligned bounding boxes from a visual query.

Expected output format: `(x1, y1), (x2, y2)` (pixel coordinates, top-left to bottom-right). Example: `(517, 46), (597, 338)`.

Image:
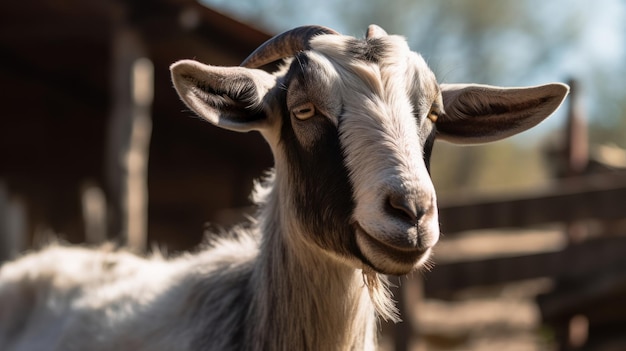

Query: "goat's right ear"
(170, 60), (276, 132)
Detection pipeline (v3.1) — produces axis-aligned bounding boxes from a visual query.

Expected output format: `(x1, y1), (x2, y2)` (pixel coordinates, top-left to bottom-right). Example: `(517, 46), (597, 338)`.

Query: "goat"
(0, 25), (568, 350)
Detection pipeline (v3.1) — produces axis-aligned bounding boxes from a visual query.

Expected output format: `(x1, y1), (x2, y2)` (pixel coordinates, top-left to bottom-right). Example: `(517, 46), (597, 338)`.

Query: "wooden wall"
(0, 0), (273, 252)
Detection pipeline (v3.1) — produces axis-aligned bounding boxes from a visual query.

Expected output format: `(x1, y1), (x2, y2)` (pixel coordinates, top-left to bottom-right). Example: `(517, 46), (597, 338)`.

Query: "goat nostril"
(387, 193), (425, 224)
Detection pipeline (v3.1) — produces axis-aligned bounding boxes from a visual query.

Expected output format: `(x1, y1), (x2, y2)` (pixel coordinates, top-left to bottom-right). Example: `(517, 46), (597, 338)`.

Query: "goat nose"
(387, 193), (425, 224)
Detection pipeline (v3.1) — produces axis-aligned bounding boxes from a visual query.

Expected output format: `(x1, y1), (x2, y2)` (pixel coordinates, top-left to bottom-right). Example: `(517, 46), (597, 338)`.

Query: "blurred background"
(1, 0), (625, 350)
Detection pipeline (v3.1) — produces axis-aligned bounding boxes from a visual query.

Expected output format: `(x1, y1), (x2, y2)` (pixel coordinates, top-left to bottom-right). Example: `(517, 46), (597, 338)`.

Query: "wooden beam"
(0, 181), (26, 262)
(424, 236), (626, 296)
(438, 172), (626, 234)
(106, 10), (153, 252)
(538, 267), (626, 322)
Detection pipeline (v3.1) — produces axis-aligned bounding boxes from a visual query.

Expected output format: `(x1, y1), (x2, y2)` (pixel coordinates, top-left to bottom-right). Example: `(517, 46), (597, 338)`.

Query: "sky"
(201, 0), (626, 141)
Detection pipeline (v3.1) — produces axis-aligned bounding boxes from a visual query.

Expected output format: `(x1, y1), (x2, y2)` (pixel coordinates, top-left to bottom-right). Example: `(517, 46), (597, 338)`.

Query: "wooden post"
(393, 280), (410, 351)
(81, 181), (108, 244)
(561, 78), (590, 349)
(563, 79), (588, 244)
(106, 15), (153, 252)
(126, 57), (153, 251)
(0, 181), (26, 262)
(564, 79), (588, 178)
(390, 276), (423, 351)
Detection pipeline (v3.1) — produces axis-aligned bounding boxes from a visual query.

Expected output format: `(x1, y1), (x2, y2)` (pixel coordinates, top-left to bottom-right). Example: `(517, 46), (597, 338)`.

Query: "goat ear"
(437, 83), (569, 144)
(170, 60), (276, 132)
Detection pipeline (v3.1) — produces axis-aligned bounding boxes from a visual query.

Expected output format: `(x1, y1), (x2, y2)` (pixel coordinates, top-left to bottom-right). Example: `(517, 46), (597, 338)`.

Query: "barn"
(0, 0), (273, 253)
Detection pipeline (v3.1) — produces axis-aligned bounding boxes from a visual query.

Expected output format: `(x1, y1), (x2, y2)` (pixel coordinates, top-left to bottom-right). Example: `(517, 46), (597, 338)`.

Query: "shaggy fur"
(0, 25), (568, 351)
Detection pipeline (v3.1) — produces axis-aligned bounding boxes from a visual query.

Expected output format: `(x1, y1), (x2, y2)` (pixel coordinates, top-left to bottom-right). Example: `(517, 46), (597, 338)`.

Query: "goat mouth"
(354, 224), (430, 275)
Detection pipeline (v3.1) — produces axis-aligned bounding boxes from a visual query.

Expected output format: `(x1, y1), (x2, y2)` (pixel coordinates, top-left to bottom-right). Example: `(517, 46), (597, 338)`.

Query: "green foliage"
(431, 141), (551, 198)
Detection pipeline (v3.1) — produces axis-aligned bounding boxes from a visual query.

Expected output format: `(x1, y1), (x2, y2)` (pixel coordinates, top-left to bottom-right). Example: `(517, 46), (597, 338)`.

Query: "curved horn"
(241, 25), (339, 69)
(366, 24), (388, 39)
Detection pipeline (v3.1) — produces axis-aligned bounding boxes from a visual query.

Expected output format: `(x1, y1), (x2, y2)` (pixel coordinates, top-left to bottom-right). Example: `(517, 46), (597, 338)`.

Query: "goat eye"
(428, 108), (439, 123)
(292, 102), (316, 120)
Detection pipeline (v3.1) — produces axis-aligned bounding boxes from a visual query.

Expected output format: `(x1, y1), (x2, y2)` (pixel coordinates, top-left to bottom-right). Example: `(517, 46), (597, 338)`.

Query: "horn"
(366, 24), (388, 39)
(241, 25), (339, 69)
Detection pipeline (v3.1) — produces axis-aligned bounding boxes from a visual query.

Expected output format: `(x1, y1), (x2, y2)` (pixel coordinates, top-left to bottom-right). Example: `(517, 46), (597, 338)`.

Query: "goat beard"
(362, 266), (400, 323)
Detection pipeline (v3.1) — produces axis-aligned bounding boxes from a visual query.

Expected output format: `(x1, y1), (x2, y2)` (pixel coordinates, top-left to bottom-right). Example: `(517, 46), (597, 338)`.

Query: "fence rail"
(438, 171), (626, 234)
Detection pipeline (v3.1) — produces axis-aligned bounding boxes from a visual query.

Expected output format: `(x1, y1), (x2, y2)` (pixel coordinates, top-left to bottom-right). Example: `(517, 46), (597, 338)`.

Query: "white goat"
(0, 25), (568, 351)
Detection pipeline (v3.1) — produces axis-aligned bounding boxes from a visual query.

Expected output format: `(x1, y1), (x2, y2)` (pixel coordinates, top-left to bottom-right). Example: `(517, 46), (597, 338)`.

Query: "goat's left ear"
(437, 83), (569, 144)
(170, 60), (276, 132)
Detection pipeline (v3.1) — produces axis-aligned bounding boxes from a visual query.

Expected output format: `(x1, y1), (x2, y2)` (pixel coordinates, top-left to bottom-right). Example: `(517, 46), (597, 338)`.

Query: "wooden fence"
(390, 80), (626, 351)
(387, 171), (626, 351)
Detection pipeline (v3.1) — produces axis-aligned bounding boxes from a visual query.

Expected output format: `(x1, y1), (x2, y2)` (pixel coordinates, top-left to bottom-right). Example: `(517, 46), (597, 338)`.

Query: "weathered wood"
(0, 181), (26, 262)
(563, 79), (590, 243)
(1, 0), (274, 250)
(424, 236), (626, 296)
(80, 181), (108, 244)
(537, 267), (626, 351)
(564, 79), (588, 177)
(438, 172), (626, 234)
(392, 278), (412, 351)
(106, 12), (153, 252)
(382, 277), (424, 351)
(538, 266), (626, 323)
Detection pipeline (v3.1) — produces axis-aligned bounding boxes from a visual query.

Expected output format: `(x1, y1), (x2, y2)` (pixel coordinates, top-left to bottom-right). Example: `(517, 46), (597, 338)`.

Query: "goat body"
(0, 25), (569, 350)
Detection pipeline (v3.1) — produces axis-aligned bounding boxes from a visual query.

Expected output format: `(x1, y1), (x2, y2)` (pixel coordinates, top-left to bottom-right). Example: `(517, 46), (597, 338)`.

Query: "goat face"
(170, 25), (569, 275)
